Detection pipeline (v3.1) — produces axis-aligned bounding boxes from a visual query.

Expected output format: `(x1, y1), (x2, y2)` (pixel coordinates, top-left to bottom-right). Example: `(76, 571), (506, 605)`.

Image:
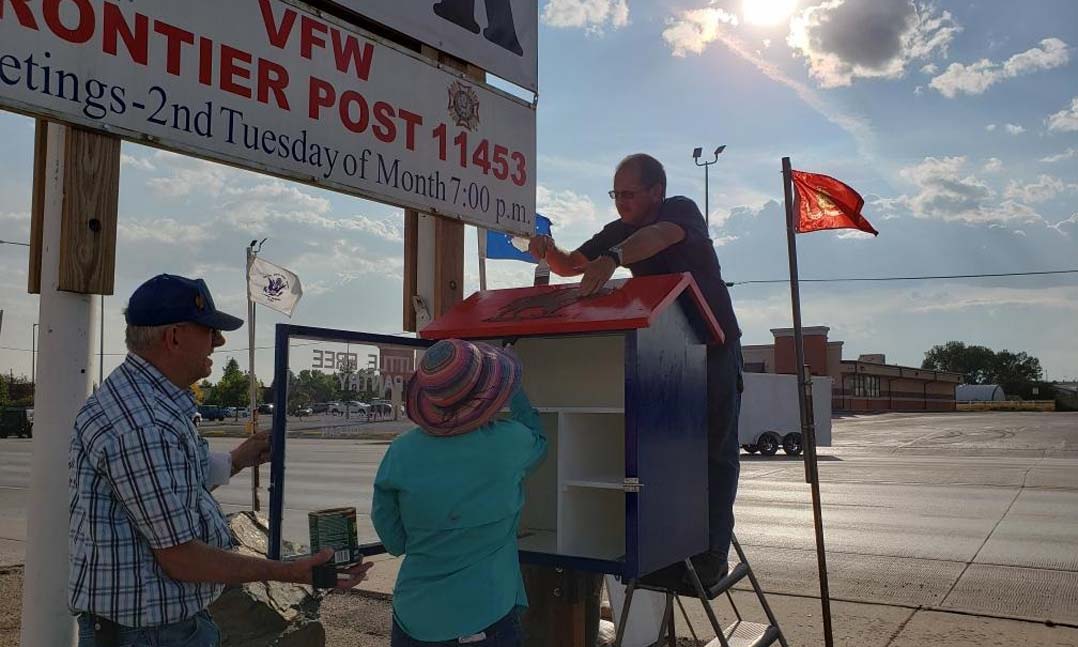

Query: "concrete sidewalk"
(352, 555), (1078, 646)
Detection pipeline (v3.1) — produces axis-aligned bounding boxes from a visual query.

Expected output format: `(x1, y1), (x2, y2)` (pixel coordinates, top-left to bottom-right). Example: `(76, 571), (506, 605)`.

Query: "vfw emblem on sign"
(448, 80), (481, 131)
(263, 274), (289, 302)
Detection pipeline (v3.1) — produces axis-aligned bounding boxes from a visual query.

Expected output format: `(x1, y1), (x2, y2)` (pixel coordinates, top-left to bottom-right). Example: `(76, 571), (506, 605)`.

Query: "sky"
(1, 0), (1077, 384)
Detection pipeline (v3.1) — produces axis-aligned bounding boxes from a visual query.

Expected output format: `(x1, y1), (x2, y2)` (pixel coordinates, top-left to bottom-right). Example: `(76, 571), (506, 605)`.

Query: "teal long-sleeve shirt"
(371, 388), (547, 642)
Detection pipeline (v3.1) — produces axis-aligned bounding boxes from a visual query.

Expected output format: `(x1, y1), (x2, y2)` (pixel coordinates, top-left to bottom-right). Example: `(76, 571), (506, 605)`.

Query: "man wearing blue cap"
(68, 274), (371, 646)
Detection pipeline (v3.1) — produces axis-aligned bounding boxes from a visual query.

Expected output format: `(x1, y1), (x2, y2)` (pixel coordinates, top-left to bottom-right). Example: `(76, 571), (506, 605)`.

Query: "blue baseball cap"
(125, 274), (244, 331)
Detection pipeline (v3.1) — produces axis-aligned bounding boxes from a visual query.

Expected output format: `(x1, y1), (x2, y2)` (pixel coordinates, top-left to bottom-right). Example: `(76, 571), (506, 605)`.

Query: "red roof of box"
(422, 273), (724, 343)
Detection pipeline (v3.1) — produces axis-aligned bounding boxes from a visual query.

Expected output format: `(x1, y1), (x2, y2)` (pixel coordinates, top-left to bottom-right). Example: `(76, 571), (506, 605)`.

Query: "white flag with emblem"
(248, 257), (303, 317)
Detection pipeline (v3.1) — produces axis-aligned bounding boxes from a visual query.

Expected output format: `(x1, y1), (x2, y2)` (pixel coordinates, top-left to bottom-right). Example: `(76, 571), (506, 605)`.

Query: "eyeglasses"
(608, 186), (652, 200)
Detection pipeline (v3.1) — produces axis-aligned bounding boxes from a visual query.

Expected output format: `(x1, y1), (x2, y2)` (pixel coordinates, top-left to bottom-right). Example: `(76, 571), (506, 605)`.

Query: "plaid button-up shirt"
(68, 354), (233, 627)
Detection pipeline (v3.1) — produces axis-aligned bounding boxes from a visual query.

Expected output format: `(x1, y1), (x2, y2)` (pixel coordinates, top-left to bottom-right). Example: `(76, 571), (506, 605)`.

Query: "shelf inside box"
(559, 413), (625, 485)
(536, 406), (623, 414)
(558, 487), (625, 561)
(501, 406), (623, 415)
(514, 336), (625, 410)
(520, 412), (558, 533)
(562, 479), (623, 490)
(517, 528), (557, 554)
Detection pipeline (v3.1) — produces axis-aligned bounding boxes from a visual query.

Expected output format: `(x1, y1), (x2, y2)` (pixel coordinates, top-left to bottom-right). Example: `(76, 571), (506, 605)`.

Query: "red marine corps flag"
(791, 170), (878, 236)
(778, 157), (880, 647)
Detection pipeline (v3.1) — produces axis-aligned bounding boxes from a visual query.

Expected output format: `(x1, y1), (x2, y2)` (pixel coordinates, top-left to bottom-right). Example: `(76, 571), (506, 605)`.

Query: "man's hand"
(230, 430), (271, 474)
(291, 548), (374, 590)
(580, 256), (617, 296)
(528, 234), (555, 261)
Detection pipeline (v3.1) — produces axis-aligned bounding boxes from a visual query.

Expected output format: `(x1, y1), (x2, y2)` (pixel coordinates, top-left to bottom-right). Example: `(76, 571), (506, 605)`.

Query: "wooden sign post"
(23, 120), (119, 647)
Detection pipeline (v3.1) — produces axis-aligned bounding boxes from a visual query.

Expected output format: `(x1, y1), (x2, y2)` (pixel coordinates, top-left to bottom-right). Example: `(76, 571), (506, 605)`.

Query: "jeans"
(392, 610), (521, 647)
(707, 339), (744, 561)
(76, 610), (220, 647)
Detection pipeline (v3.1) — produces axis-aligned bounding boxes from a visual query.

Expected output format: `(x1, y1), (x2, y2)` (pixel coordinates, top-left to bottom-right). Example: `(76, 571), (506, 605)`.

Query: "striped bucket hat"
(406, 339), (522, 437)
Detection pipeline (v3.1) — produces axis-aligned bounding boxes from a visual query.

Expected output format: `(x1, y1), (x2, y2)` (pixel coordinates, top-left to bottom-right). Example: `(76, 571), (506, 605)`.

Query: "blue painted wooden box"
(421, 273), (724, 578)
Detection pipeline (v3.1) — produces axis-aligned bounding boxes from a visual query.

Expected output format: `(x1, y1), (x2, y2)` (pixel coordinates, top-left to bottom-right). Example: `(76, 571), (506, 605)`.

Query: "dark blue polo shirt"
(576, 195), (741, 343)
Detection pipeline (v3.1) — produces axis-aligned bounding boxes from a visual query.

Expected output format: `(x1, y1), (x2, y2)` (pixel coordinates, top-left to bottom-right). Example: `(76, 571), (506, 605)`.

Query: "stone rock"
(210, 512), (326, 647)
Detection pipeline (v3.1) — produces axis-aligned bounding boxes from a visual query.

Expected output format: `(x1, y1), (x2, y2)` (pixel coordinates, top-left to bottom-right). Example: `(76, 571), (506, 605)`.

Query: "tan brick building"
(743, 327), (961, 413)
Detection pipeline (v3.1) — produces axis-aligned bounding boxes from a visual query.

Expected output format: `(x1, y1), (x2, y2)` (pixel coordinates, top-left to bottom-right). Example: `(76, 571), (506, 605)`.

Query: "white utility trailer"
(739, 373), (832, 456)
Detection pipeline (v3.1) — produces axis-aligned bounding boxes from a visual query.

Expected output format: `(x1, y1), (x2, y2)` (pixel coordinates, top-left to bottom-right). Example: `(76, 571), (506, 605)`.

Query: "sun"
(742, 0), (798, 27)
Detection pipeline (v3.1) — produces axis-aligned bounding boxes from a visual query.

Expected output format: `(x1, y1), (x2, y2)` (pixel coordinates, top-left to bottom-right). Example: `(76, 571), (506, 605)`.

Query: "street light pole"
(31, 323), (39, 389)
(692, 145), (727, 227)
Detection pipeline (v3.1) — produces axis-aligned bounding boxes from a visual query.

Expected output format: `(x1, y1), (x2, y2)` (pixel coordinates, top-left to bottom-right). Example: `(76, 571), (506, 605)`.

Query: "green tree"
(214, 357), (250, 408)
(922, 341), (1043, 392)
(0, 375), (9, 407)
(991, 350), (1043, 393)
(197, 380), (216, 404)
(294, 370), (337, 405)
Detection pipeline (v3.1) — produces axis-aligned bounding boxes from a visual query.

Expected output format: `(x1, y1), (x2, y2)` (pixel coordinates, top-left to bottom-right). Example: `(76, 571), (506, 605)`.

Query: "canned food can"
(308, 507), (359, 566)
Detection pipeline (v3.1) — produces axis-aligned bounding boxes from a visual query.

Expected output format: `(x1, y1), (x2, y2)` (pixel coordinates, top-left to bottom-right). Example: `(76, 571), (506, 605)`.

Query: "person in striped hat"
(372, 338), (547, 647)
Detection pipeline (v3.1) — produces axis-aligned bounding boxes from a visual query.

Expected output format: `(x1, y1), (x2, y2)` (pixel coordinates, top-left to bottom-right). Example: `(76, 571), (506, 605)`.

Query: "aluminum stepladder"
(612, 534), (788, 647)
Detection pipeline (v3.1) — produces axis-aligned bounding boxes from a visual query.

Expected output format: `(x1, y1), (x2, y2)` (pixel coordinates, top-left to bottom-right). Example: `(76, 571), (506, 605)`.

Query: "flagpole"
(246, 240), (264, 512)
(782, 156), (834, 647)
(477, 226), (488, 291)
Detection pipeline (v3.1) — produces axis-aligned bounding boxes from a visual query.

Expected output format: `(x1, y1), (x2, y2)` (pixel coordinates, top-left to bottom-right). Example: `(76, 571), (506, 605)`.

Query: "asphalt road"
(1, 411), (1076, 627)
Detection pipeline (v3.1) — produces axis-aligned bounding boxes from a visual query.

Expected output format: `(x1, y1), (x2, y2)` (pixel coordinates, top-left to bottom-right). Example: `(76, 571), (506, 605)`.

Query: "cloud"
(930, 38), (1070, 98)
(120, 154), (156, 171)
(0, 211), (30, 241)
(1040, 148), (1077, 163)
(896, 156), (1044, 224)
(660, 8), (876, 153)
(835, 229), (876, 240)
(1004, 123), (1026, 135)
(1046, 97), (1078, 132)
(119, 218), (211, 244)
(983, 158), (1003, 172)
(292, 240), (404, 283)
(1003, 175), (1070, 203)
(342, 215), (404, 243)
(536, 185), (606, 231)
(787, 0), (960, 88)
(1049, 213), (1078, 236)
(662, 7), (739, 57)
(542, 0), (628, 32)
(145, 152), (231, 198)
(985, 124), (997, 131)
(911, 285), (1078, 314)
(218, 181), (332, 230)
(920, 63), (938, 74)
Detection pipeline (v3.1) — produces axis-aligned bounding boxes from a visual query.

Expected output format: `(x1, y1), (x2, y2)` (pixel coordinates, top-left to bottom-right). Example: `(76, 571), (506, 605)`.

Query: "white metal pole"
(246, 246), (260, 511)
(21, 123), (100, 647)
(477, 226), (488, 291)
(414, 214), (436, 333)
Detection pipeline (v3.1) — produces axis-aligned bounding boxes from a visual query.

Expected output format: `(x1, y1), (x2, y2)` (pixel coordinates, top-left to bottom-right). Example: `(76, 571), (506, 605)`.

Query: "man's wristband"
(598, 249), (620, 266)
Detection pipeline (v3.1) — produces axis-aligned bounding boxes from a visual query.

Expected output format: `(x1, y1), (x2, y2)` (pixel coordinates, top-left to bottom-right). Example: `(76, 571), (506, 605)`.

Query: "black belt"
(78, 613), (121, 647)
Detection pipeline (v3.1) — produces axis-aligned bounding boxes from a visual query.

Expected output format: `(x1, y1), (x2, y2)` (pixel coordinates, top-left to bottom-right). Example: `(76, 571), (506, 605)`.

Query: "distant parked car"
(310, 402), (329, 414)
(197, 405), (227, 421)
(292, 406), (314, 417)
(0, 407), (33, 438)
(257, 403), (274, 415)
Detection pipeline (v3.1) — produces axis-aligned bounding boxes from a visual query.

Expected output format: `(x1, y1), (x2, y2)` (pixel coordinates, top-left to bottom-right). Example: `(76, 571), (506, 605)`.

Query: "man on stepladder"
(528, 153), (743, 590)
